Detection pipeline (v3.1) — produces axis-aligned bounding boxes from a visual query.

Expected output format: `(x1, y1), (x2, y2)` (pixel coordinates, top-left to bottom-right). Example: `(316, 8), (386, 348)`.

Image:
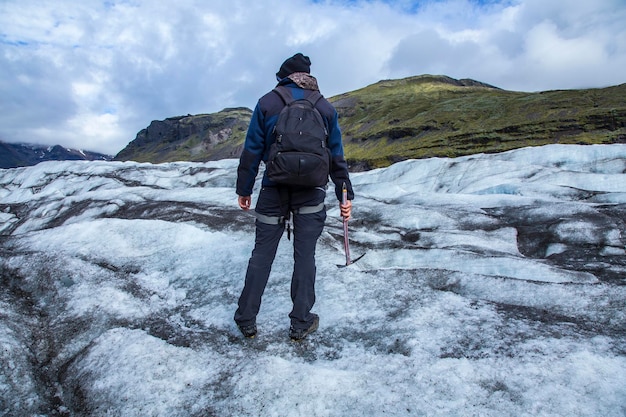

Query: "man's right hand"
(238, 195), (251, 211)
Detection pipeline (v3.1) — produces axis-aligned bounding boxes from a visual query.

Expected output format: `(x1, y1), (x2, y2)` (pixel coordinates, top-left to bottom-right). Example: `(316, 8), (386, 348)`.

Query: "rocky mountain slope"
(114, 75), (626, 169)
(115, 108), (252, 164)
(0, 141), (112, 169)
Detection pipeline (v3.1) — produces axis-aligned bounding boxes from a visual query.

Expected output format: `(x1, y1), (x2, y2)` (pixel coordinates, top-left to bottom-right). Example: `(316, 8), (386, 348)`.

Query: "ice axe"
(338, 182), (365, 268)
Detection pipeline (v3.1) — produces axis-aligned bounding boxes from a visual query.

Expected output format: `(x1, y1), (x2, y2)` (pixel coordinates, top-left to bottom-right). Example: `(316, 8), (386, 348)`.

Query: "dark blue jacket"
(236, 80), (354, 202)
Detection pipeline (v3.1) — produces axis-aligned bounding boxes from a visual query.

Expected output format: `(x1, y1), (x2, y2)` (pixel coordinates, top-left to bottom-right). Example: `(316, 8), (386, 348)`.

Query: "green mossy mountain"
(115, 75), (626, 169)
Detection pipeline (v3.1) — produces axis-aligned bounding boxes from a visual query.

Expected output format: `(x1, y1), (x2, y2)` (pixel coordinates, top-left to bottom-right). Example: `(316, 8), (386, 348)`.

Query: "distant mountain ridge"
(0, 141), (112, 169)
(4, 74), (623, 170)
(115, 74), (626, 170)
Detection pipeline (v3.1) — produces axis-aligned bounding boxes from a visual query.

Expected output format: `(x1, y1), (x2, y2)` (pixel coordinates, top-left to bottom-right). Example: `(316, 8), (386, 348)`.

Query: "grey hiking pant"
(234, 186), (326, 331)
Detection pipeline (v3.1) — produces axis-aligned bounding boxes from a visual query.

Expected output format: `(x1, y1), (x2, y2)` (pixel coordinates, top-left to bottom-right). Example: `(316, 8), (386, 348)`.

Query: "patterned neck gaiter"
(287, 72), (320, 91)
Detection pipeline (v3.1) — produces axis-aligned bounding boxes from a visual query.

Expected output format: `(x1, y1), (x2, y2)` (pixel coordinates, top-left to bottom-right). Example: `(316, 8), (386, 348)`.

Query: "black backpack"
(266, 86), (331, 187)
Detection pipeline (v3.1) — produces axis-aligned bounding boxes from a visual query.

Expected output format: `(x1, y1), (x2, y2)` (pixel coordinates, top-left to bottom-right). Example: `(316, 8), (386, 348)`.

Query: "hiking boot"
(289, 314), (319, 341)
(237, 323), (257, 339)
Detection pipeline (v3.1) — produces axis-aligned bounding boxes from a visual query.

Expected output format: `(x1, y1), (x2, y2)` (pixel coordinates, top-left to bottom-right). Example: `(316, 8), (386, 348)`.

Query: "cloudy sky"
(1, 0), (625, 156)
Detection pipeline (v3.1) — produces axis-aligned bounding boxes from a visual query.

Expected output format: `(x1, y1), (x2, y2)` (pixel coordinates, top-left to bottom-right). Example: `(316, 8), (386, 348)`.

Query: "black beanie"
(276, 53), (311, 79)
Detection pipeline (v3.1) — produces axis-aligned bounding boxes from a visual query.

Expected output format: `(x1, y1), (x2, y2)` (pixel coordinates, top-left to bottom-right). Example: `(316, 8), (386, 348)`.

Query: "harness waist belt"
(253, 202), (325, 225)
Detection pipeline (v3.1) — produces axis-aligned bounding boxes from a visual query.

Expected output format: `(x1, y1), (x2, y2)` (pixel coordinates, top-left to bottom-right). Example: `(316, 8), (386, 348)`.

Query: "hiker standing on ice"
(235, 53), (354, 341)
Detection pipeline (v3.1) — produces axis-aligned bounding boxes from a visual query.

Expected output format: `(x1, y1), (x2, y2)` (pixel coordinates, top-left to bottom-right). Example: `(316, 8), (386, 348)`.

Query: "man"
(235, 52), (354, 341)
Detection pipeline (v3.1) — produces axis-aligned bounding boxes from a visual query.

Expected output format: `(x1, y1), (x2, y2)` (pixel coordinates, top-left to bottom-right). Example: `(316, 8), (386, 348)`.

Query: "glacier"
(0, 144), (625, 416)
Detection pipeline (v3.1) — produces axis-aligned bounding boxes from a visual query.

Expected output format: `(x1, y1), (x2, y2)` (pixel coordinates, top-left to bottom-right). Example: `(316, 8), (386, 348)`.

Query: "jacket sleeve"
(236, 103), (266, 197)
(326, 110), (354, 202)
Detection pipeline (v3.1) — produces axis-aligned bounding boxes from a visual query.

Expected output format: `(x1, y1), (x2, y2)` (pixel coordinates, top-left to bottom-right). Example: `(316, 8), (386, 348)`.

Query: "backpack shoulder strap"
(305, 90), (323, 107)
(273, 86), (323, 107)
(273, 86), (294, 105)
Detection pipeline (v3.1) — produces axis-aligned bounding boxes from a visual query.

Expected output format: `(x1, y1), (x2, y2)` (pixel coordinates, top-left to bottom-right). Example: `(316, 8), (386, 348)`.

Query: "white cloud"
(386, 0), (626, 91)
(0, 0), (624, 155)
(67, 111), (123, 151)
(525, 21), (604, 69)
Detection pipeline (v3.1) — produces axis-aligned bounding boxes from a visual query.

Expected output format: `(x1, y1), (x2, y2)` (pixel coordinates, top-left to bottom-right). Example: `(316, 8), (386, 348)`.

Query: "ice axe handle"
(342, 183), (351, 266)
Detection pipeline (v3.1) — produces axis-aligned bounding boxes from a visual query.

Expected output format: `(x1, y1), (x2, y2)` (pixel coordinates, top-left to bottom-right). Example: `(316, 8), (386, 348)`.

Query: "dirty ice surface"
(1, 144), (625, 416)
